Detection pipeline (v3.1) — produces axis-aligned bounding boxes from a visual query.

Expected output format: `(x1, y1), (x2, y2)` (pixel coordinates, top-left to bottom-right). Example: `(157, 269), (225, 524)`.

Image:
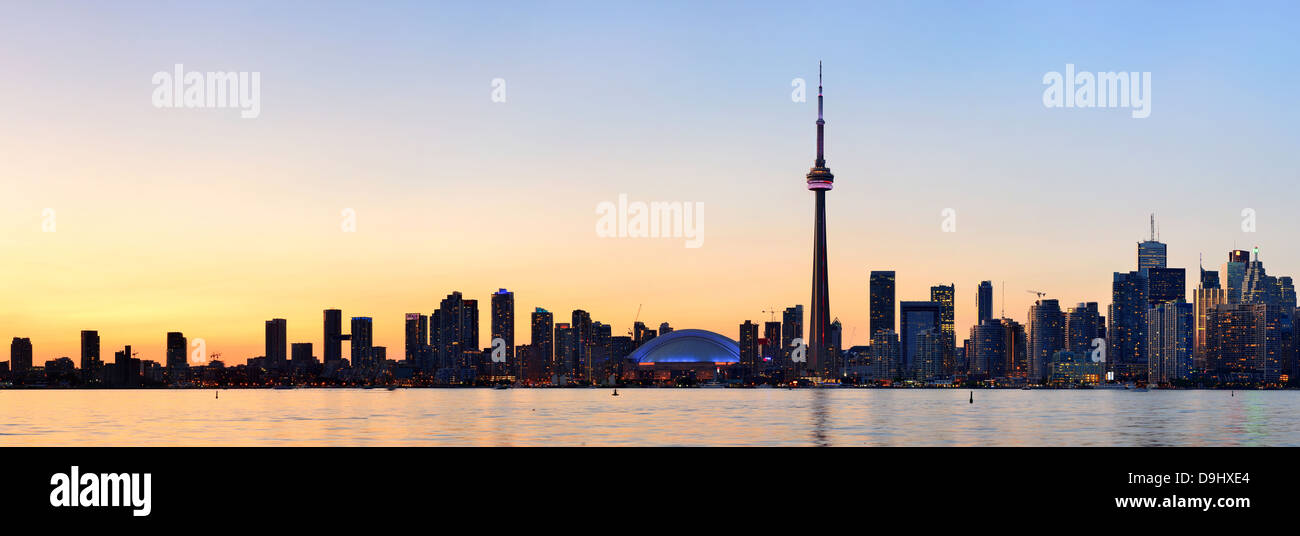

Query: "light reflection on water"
(0, 388), (1295, 446)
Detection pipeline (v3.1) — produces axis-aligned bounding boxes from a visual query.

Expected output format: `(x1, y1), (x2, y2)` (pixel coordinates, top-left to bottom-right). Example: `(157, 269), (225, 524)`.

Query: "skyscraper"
(976, 281), (994, 326)
(530, 308), (554, 382)
(166, 331), (188, 372)
(323, 309), (345, 364)
(1137, 214), (1167, 271)
(806, 63), (835, 380)
(405, 313), (428, 367)
(1002, 318), (1028, 379)
(1028, 299), (1064, 382)
(763, 320), (781, 370)
(350, 317), (373, 366)
(9, 337), (32, 380)
(554, 323), (574, 380)
(1194, 284), (1227, 372)
(80, 330), (100, 372)
(781, 305), (803, 369)
(1222, 250), (1250, 304)
(739, 320), (760, 377)
(1065, 303), (1101, 355)
(571, 309), (592, 382)
(437, 292), (476, 369)
(968, 319), (1005, 379)
(491, 289), (515, 375)
(1146, 267), (1186, 307)
(264, 318), (287, 371)
(1109, 271), (1148, 380)
(930, 284), (955, 374)
(869, 271), (896, 336)
(899, 301), (941, 377)
(1147, 301), (1194, 384)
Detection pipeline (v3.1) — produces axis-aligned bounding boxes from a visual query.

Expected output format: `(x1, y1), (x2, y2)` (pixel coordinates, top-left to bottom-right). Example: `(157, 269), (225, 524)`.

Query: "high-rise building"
(870, 329), (900, 380)
(1002, 318), (1028, 379)
(930, 283), (955, 374)
(9, 337), (33, 380)
(1222, 250), (1250, 304)
(1109, 271), (1148, 380)
(166, 331), (188, 373)
(1065, 303), (1101, 355)
(1206, 303), (1289, 383)
(571, 310), (592, 382)
(323, 309), (345, 364)
(264, 318), (287, 371)
(870, 271), (896, 336)
(1028, 299), (1064, 382)
(913, 329), (944, 381)
(437, 292), (477, 369)
(899, 301), (941, 376)
(1137, 214), (1167, 271)
(781, 305), (804, 368)
(968, 319), (1005, 379)
(554, 323), (574, 380)
(976, 281), (994, 325)
(529, 308), (554, 381)
(350, 317), (373, 366)
(805, 63), (835, 381)
(1147, 301), (1194, 384)
(291, 343), (314, 368)
(659, 322), (673, 336)
(1194, 285), (1227, 372)
(762, 321), (781, 370)
(404, 313), (428, 367)
(491, 289), (515, 375)
(80, 330), (100, 372)
(828, 318), (843, 376)
(739, 321), (760, 377)
(1145, 268), (1186, 307)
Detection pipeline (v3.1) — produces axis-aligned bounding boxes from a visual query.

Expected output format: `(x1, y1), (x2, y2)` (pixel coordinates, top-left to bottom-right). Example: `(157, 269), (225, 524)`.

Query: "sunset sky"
(2, 1), (1298, 364)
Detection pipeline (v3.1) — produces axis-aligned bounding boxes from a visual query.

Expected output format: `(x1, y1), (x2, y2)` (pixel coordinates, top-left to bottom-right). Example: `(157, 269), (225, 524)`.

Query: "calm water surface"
(1, 388), (1296, 446)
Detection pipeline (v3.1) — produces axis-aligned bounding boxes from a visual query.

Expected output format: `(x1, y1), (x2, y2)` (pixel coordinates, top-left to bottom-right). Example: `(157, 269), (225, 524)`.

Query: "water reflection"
(2, 389), (1299, 446)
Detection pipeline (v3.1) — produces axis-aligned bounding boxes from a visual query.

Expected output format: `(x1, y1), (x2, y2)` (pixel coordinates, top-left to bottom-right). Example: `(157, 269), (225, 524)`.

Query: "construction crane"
(1026, 290), (1047, 304)
(761, 308), (781, 322)
(626, 303), (642, 337)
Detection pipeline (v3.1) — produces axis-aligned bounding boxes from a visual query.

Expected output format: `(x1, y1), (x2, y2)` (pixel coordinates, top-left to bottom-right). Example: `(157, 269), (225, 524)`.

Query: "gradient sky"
(2, 1), (1298, 364)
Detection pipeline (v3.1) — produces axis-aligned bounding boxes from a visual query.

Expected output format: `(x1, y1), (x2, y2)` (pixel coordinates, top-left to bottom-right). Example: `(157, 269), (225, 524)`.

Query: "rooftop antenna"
(1149, 213), (1156, 242)
(1000, 281), (1005, 318)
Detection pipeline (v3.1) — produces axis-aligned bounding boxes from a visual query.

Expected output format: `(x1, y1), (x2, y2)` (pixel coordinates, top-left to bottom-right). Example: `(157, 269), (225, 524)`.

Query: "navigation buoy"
(969, 391), (973, 404)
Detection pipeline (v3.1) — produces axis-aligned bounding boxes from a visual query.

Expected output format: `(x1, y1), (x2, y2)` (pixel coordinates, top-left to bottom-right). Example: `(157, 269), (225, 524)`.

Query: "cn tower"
(805, 62), (834, 379)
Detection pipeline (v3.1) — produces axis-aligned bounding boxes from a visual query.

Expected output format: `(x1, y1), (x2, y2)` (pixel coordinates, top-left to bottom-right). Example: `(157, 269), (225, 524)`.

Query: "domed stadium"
(627, 329), (739, 381)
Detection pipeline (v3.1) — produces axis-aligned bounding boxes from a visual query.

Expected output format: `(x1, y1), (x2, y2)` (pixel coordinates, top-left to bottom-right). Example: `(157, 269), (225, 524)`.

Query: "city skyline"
(3, 2), (1299, 362)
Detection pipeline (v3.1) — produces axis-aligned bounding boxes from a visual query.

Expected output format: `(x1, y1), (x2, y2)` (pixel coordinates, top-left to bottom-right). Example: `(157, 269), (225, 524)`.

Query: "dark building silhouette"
(405, 313), (429, 368)
(1028, 299), (1064, 382)
(323, 309), (346, 364)
(571, 309), (592, 381)
(350, 317), (373, 366)
(530, 308), (553, 381)
(166, 331), (188, 375)
(264, 318), (287, 371)
(491, 289), (514, 376)
(1109, 271), (1148, 380)
(930, 284), (955, 374)
(870, 271), (896, 337)
(739, 320), (760, 377)
(899, 301), (941, 377)
(9, 337), (33, 381)
(80, 330), (100, 372)
(291, 342), (314, 368)
(976, 281), (994, 325)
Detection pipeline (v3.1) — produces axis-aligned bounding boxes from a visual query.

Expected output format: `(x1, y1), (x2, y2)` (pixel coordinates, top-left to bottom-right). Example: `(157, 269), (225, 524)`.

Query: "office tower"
(323, 309), (345, 364)
(554, 323), (574, 379)
(166, 331), (188, 372)
(1200, 266), (1220, 290)
(976, 281), (994, 325)
(80, 330), (100, 371)
(437, 292), (476, 369)
(404, 313), (428, 367)
(488, 288), (512, 377)
(591, 322), (612, 380)
(1065, 303), (1101, 355)
(870, 329), (900, 380)
(571, 310), (592, 382)
(530, 308), (554, 380)
(1002, 318), (1028, 379)
(113, 344), (135, 386)
(373, 346), (387, 362)
(869, 271), (896, 335)
(1109, 271), (1148, 380)
(609, 335), (635, 380)
(1222, 250), (1250, 303)
(968, 319), (1005, 379)
(1240, 248), (1278, 306)
(899, 301), (941, 376)
(9, 337), (32, 379)
(1145, 267), (1186, 307)
(930, 283), (955, 374)
(291, 343), (313, 368)
(1277, 277), (1297, 311)
(913, 329), (944, 381)
(1194, 285), (1228, 371)
(781, 305), (804, 367)
(763, 321), (782, 368)
(491, 289), (514, 368)
(828, 318), (843, 376)
(659, 322), (672, 336)
(1147, 301), (1194, 384)
(264, 318), (287, 371)
(739, 321), (760, 377)
(1137, 214), (1167, 270)
(805, 63), (835, 382)
(350, 317), (373, 366)
(1206, 303), (1289, 383)
(1028, 299), (1064, 382)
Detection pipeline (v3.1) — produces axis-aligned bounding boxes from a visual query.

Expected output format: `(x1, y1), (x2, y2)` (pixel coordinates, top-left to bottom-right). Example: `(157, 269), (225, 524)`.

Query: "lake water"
(1, 388), (1296, 446)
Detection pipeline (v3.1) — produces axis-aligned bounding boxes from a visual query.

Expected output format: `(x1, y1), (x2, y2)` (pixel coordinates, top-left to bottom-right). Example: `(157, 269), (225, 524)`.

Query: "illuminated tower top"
(806, 62), (834, 190)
